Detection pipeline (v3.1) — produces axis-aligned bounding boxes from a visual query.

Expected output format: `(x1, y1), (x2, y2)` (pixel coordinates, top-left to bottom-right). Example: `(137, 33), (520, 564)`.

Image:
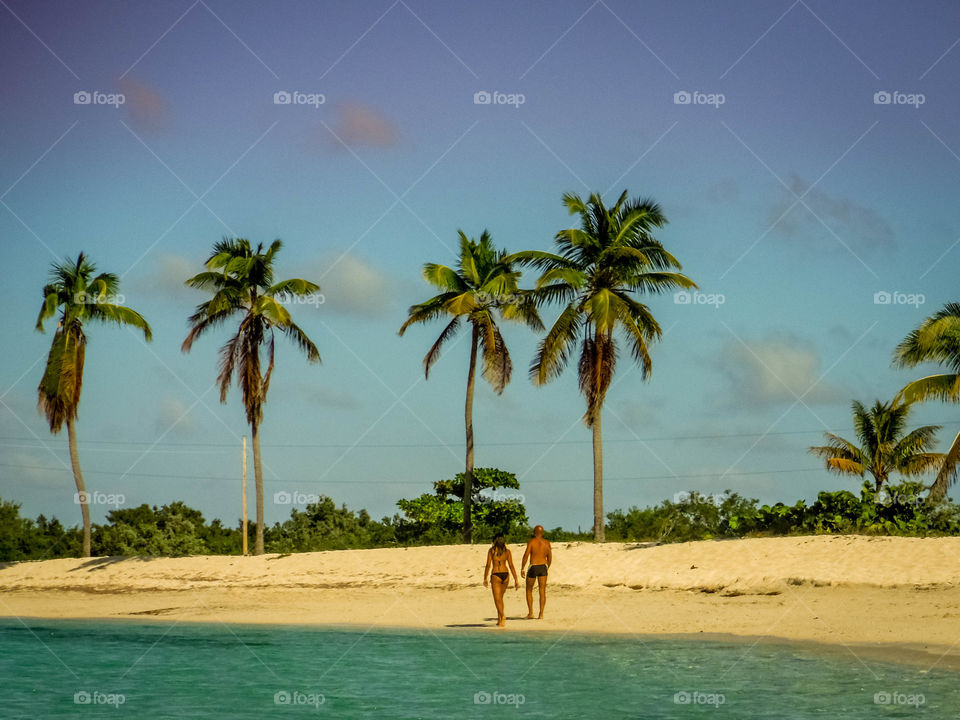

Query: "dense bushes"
(607, 480), (960, 543)
(2, 477), (959, 561)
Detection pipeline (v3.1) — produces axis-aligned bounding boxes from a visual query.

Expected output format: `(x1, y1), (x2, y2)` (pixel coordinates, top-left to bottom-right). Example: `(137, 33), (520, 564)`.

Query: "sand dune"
(3, 536), (960, 664)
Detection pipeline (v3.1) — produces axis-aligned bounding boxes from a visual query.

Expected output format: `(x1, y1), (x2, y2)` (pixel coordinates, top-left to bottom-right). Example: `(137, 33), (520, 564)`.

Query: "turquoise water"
(1, 619), (956, 718)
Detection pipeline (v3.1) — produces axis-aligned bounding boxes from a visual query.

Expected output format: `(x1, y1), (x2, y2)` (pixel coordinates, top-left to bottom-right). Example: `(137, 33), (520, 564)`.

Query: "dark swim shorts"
(527, 564), (548, 578)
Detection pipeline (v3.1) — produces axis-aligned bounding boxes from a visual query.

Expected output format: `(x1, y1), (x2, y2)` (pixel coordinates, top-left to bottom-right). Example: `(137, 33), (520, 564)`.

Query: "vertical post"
(242, 436), (248, 556)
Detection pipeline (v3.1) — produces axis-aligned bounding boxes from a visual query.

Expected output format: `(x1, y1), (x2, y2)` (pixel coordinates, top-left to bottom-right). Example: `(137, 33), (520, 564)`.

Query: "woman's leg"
(493, 577), (506, 626)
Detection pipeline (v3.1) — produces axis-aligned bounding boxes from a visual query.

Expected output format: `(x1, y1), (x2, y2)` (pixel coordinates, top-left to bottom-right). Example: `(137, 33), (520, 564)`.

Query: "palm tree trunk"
(463, 324), (479, 544)
(252, 420), (265, 555)
(67, 416), (91, 557)
(592, 409), (604, 542)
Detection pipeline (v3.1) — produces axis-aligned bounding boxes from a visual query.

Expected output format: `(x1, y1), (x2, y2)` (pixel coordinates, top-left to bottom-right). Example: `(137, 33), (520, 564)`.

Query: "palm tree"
(182, 238), (321, 555)
(36, 252), (152, 557)
(398, 231), (542, 543)
(893, 302), (960, 500)
(507, 191), (696, 541)
(809, 400), (943, 494)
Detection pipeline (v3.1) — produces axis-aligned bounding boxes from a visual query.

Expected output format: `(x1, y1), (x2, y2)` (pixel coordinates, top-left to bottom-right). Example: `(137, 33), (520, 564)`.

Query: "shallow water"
(0, 619), (955, 718)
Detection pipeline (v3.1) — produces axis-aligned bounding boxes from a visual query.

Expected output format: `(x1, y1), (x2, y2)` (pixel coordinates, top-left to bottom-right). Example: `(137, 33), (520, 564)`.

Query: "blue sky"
(1, 0), (958, 532)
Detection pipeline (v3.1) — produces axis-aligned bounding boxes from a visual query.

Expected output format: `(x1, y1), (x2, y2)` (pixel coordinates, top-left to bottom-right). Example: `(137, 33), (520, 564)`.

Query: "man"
(520, 525), (552, 619)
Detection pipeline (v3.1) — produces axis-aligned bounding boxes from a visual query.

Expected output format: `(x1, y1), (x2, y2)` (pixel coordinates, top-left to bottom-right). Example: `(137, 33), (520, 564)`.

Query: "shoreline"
(3, 536), (960, 671)
(4, 611), (959, 674)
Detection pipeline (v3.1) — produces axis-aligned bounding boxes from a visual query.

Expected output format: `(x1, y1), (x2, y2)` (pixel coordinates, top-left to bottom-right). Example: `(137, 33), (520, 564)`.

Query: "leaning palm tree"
(507, 191), (696, 541)
(893, 302), (960, 501)
(36, 252), (152, 557)
(398, 231), (542, 543)
(182, 238), (320, 555)
(809, 399), (942, 493)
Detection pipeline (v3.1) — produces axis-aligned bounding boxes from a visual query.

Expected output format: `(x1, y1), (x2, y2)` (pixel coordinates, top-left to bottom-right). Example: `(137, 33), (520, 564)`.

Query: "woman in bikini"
(483, 535), (519, 627)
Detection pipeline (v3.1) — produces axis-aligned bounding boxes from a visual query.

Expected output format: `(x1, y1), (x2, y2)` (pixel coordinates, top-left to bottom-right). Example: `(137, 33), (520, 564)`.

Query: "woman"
(483, 535), (518, 627)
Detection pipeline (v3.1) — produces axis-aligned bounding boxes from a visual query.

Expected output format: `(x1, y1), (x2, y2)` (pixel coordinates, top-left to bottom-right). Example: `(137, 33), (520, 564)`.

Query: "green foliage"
(396, 468), (529, 542)
(0, 499), (82, 561)
(93, 502), (210, 557)
(265, 497), (397, 553)
(606, 491), (758, 543)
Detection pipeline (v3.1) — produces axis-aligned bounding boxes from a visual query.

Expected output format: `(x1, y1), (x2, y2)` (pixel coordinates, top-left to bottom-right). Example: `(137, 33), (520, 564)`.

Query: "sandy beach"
(3, 535), (960, 667)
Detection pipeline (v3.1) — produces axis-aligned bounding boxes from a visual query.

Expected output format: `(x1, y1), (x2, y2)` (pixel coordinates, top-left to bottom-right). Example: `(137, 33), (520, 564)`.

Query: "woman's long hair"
(491, 535), (506, 557)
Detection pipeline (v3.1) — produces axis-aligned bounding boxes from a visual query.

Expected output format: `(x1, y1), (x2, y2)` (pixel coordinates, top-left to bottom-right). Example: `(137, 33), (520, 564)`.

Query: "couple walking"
(482, 525), (552, 627)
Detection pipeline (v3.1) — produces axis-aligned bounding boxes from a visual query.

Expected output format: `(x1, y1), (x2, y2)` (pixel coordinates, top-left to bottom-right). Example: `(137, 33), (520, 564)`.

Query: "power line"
(0, 460), (820, 484)
(0, 419), (954, 450)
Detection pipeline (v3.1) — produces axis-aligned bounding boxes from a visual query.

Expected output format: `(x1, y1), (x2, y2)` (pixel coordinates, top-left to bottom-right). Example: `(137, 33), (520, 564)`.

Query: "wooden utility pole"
(242, 436), (248, 556)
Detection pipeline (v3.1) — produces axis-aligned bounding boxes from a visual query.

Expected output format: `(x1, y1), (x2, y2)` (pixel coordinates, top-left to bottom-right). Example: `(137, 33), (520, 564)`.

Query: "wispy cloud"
(767, 173), (895, 253)
(719, 333), (846, 408)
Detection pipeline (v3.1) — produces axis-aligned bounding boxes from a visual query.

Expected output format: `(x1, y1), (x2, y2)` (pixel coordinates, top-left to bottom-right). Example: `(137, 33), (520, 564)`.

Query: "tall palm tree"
(507, 191), (696, 542)
(398, 231), (542, 543)
(893, 302), (960, 500)
(182, 238), (321, 555)
(809, 399), (943, 493)
(36, 252), (152, 557)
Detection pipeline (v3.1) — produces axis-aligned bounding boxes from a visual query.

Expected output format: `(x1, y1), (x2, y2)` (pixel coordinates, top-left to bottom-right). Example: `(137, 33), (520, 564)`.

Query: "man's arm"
(520, 541), (531, 577)
(546, 542), (553, 568)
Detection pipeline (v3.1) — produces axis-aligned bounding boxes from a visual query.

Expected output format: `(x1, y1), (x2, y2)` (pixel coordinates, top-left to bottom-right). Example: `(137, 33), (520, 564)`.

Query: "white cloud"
(719, 334), (845, 407)
(309, 252), (392, 317)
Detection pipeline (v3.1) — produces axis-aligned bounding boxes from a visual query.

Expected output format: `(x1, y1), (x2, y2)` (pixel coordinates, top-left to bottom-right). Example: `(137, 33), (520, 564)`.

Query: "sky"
(1, 0), (958, 532)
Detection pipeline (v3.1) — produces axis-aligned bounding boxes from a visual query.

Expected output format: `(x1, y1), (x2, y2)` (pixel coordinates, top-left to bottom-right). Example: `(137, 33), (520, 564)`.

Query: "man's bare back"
(520, 525), (552, 619)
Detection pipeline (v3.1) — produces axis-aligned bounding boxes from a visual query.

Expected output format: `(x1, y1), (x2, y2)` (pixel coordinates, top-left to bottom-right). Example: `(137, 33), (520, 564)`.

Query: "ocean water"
(0, 619), (956, 719)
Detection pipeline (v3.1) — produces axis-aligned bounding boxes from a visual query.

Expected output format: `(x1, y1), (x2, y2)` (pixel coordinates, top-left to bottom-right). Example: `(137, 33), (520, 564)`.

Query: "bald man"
(520, 525), (552, 619)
